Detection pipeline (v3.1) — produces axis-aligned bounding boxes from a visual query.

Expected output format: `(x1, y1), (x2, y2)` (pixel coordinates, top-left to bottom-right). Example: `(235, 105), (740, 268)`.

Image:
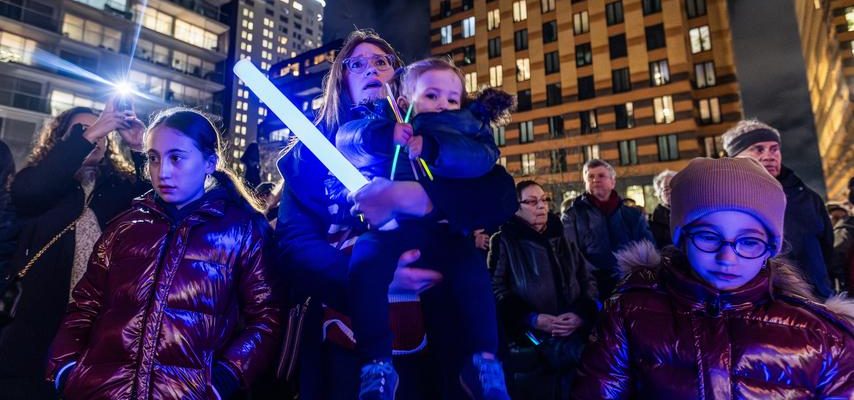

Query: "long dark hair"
(314, 29), (403, 133)
(27, 106), (135, 178)
(146, 108), (264, 213)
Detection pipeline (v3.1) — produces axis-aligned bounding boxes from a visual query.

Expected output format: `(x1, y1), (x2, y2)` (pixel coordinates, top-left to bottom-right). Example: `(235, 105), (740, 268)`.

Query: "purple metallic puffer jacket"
(573, 242), (854, 400)
(46, 190), (281, 400)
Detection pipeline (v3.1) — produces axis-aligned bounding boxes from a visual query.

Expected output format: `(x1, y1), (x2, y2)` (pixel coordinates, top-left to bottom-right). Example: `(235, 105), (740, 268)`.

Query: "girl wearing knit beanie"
(572, 157), (854, 399)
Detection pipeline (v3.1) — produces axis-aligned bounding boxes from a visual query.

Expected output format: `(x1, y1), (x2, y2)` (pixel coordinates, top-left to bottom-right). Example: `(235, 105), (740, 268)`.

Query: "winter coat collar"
(615, 241), (854, 328)
(777, 165), (805, 191)
(500, 213), (563, 243)
(573, 191), (621, 215)
(134, 187), (228, 223)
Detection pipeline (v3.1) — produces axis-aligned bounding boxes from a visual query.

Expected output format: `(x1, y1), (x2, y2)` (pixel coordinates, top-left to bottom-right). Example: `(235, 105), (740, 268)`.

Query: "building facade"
(222, 0), (324, 174)
(430, 0), (746, 210)
(0, 0), (228, 168)
(795, 0), (854, 201)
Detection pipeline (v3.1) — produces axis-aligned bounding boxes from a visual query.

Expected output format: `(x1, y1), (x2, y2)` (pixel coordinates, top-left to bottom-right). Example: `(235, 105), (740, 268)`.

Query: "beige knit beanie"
(670, 157), (786, 255)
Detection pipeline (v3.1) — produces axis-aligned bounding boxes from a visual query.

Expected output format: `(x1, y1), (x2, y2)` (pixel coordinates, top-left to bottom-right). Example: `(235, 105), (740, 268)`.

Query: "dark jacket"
(46, 189), (281, 400)
(0, 140), (15, 281)
(0, 125), (148, 398)
(488, 214), (598, 345)
(573, 242), (854, 399)
(336, 100), (499, 181)
(832, 215), (854, 292)
(777, 165), (834, 298)
(561, 192), (655, 300)
(648, 204), (672, 249)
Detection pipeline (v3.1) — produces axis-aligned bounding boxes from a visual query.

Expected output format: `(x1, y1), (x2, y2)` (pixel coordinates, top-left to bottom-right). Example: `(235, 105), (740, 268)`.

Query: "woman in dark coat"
(573, 158), (854, 399)
(0, 105), (148, 399)
(489, 181), (597, 399)
(46, 108), (281, 400)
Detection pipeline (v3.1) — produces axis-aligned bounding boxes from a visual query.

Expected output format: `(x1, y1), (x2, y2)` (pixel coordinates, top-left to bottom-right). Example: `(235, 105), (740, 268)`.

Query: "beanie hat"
(670, 157), (786, 256)
(722, 120), (781, 156)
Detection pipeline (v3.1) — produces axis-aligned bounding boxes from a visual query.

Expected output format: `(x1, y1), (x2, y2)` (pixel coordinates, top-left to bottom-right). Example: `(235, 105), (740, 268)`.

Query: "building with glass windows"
(0, 0), (229, 168)
(221, 0), (324, 174)
(430, 0), (743, 210)
(795, 0), (854, 201)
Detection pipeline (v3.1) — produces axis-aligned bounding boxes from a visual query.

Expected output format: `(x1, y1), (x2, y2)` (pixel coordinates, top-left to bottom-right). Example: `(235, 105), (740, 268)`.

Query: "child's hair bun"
(471, 87), (516, 126)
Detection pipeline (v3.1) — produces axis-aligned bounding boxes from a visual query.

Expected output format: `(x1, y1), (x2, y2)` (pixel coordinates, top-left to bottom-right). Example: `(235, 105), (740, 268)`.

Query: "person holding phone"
(0, 99), (149, 399)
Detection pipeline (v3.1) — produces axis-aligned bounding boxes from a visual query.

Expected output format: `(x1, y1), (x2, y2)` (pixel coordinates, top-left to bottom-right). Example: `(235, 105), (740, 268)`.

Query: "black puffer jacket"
(488, 214), (598, 344)
(649, 204), (671, 249)
(0, 126), (148, 399)
(777, 166), (834, 298)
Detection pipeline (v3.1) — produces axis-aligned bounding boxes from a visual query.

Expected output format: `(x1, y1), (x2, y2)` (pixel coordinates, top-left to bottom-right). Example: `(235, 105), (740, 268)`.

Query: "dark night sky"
(322, 0), (431, 63)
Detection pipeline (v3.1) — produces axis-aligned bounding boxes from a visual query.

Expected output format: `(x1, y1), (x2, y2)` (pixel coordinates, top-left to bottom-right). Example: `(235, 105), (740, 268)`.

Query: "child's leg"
(348, 222), (425, 362)
(424, 227), (499, 356)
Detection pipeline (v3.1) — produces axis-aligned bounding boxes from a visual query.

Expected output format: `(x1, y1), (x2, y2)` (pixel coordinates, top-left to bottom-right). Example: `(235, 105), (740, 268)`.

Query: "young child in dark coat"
(330, 58), (515, 400)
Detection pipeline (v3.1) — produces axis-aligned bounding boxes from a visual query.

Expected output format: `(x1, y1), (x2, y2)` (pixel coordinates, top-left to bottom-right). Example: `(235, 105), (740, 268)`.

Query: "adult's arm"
(569, 240), (600, 325)
(219, 217), (282, 388)
(11, 125), (93, 217)
(571, 298), (633, 399)
(46, 221), (118, 382)
(488, 233), (536, 334)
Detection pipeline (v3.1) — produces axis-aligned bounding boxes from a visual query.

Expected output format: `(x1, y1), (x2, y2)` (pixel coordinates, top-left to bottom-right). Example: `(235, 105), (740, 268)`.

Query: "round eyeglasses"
(342, 54), (396, 74)
(685, 231), (771, 259)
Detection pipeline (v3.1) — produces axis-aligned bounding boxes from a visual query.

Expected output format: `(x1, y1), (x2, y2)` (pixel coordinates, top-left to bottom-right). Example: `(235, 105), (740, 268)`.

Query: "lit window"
(654, 96), (675, 124)
(465, 72), (477, 93)
(462, 17), (475, 38)
(513, 1), (527, 22)
(695, 61), (716, 88)
(519, 121), (534, 143)
(521, 153), (536, 175)
(488, 9), (500, 31)
(62, 14), (121, 51)
(50, 90), (98, 115)
(582, 145), (599, 162)
(649, 59), (670, 86)
(541, 0), (555, 13)
(698, 97), (721, 124)
(136, 5), (174, 35)
(0, 31), (37, 64)
(441, 25), (452, 45)
(573, 11), (589, 34)
(516, 58), (530, 81)
(489, 65), (503, 87)
(689, 25), (711, 54)
(293, 1), (303, 11)
(175, 20), (218, 50)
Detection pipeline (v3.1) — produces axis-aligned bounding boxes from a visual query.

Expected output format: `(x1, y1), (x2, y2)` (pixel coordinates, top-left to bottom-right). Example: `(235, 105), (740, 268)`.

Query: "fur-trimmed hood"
(614, 240), (854, 328)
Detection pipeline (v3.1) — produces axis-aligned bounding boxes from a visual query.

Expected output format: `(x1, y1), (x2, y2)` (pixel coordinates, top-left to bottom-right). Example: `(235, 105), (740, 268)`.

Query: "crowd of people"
(0, 29), (852, 400)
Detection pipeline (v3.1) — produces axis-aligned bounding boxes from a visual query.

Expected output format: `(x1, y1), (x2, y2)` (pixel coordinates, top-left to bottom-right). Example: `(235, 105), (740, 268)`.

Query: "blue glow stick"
(389, 103), (414, 180)
(233, 60), (368, 193)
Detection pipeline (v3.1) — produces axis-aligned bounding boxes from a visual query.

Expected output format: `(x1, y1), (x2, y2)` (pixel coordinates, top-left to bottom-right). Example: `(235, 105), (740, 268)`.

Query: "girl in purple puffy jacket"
(47, 109), (281, 400)
(572, 157), (854, 399)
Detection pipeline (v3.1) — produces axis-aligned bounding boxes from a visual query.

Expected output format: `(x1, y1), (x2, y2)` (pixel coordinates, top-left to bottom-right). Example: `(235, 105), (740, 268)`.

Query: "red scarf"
(588, 190), (621, 215)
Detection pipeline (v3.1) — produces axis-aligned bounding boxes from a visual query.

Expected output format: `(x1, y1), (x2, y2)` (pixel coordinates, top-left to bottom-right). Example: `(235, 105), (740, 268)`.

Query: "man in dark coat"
(561, 159), (655, 301)
(723, 119), (834, 298)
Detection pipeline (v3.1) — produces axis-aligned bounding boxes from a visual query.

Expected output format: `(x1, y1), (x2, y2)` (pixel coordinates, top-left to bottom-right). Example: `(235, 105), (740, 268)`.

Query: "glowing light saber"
(234, 59), (368, 192)
(234, 60), (397, 230)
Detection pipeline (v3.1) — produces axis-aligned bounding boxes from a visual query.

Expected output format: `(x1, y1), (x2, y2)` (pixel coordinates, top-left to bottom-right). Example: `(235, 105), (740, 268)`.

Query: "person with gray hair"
(649, 170), (677, 249)
(722, 119), (834, 298)
(561, 159), (655, 301)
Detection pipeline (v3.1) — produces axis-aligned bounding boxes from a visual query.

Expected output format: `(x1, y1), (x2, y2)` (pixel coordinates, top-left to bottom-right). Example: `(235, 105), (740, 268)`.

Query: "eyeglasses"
(520, 197), (551, 206)
(342, 54), (396, 74)
(685, 231), (771, 259)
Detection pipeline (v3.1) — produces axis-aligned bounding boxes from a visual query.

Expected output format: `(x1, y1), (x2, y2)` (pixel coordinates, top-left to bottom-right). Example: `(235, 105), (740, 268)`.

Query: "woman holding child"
(274, 29), (518, 399)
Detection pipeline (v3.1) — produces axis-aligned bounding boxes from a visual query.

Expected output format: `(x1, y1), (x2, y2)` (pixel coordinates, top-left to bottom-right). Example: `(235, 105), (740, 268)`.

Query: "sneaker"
(359, 360), (399, 400)
(459, 354), (511, 400)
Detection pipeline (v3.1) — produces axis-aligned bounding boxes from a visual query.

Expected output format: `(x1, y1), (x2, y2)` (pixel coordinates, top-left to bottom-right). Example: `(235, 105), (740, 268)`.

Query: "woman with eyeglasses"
(488, 181), (598, 399)
(572, 158), (854, 399)
(273, 29), (518, 399)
